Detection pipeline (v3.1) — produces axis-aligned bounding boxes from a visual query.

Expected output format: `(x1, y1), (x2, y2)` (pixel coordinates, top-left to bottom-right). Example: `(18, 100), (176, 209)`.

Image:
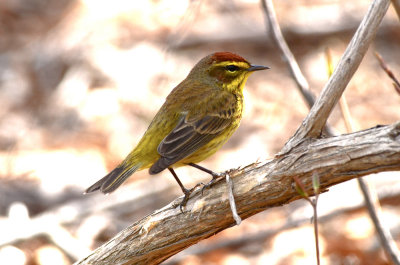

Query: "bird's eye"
(225, 65), (240, 72)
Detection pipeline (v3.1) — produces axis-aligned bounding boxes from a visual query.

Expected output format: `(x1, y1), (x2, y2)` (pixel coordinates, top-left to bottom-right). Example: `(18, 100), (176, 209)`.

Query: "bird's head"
(188, 52), (269, 93)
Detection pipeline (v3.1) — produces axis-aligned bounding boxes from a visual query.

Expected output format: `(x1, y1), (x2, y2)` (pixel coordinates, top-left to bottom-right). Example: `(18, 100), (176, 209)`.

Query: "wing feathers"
(149, 92), (238, 174)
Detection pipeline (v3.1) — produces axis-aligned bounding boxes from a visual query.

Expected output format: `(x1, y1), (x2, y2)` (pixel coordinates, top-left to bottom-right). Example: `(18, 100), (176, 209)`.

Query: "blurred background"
(0, 0), (399, 264)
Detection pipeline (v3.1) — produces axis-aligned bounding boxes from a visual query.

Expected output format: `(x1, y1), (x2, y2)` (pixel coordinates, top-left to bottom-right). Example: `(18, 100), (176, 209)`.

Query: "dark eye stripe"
(225, 65), (240, 72)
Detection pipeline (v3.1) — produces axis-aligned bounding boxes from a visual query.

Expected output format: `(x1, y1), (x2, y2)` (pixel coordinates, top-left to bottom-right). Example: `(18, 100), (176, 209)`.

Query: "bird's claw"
(201, 172), (225, 195)
(176, 171), (225, 212)
(178, 183), (202, 213)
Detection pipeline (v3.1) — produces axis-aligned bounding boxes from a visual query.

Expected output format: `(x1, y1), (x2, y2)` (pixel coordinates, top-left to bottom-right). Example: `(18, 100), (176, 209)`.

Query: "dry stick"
(358, 179), (400, 264)
(74, 1), (393, 264)
(260, 0), (336, 135)
(324, 48), (356, 132)
(263, 0), (396, 264)
(293, 174), (321, 265)
(260, 0), (325, 262)
(358, 53), (400, 263)
(281, 20), (400, 265)
(338, 96), (354, 132)
(260, 0), (314, 109)
(226, 173), (241, 225)
(327, 48), (400, 265)
(342, 111), (398, 265)
(375, 52), (400, 94)
(280, 0), (391, 154)
(311, 173), (321, 265)
(264, 0), (399, 263)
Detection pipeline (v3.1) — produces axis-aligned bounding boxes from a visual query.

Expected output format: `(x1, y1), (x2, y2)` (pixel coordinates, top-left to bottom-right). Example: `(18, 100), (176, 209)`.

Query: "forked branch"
(280, 0), (390, 153)
(76, 123), (400, 265)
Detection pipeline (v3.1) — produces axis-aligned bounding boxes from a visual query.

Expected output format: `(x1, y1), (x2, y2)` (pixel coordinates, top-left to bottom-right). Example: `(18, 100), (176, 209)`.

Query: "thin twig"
(263, 1), (394, 264)
(358, 179), (400, 264)
(312, 173), (320, 265)
(263, 1), (398, 263)
(327, 45), (400, 265)
(279, 0), (391, 153)
(325, 48), (357, 133)
(261, 0), (336, 137)
(312, 197), (320, 265)
(261, 0), (315, 109)
(226, 173), (241, 225)
(293, 174), (321, 265)
(375, 52), (400, 95)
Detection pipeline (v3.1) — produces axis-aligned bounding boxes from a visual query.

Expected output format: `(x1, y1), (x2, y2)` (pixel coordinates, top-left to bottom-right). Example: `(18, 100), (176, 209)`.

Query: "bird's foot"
(201, 171), (225, 195)
(178, 183), (202, 213)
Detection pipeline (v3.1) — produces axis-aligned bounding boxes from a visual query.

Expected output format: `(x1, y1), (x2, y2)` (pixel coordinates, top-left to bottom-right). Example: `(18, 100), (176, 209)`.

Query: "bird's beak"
(247, 65), (270, 72)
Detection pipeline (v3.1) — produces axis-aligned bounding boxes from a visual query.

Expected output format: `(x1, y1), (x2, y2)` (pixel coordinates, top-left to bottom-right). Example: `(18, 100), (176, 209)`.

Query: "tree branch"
(76, 122), (400, 265)
(261, 0), (314, 109)
(280, 0), (390, 153)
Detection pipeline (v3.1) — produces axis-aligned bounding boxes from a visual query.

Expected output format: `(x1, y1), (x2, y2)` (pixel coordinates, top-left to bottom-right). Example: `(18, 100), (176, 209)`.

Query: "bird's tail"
(85, 163), (141, 194)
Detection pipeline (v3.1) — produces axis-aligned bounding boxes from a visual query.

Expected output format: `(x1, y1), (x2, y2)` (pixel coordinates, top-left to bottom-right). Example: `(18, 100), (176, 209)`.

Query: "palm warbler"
(85, 52), (269, 208)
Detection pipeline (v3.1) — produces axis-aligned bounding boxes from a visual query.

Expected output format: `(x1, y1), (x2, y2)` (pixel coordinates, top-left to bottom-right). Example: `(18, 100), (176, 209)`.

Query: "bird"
(85, 52), (269, 209)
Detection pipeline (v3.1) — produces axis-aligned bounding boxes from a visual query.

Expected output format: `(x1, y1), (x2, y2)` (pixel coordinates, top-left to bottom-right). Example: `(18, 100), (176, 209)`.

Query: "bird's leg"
(188, 163), (225, 194)
(168, 168), (201, 212)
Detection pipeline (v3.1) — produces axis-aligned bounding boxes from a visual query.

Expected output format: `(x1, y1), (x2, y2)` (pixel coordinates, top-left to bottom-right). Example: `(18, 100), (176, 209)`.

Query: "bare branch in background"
(330, 48), (400, 265)
(264, 3), (400, 262)
(261, 0), (315, 109)
(375, 52), (400, 95)
(280, 0), (391, 153)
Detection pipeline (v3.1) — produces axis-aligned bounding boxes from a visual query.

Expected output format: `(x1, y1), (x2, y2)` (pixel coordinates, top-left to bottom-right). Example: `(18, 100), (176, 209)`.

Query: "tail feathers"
(85, 164), (140, 194)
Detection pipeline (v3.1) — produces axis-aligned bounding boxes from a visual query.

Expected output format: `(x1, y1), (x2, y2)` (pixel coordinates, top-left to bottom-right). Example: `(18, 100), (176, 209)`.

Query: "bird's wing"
(149, 91), (237, 174)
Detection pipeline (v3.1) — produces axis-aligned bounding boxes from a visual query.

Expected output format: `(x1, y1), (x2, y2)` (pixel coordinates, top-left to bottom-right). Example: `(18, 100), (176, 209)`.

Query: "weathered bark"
(76, 122), (400, 265)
